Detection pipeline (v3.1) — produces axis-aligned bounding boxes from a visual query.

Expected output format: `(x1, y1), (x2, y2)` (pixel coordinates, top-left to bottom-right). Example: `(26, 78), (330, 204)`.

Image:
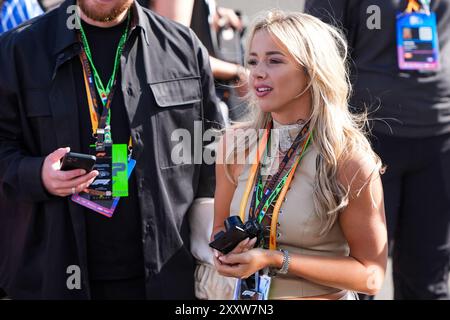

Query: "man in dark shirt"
(0, 0), (222, 299)
(74, 18), (145, 298)
(306, 0), (450, 299)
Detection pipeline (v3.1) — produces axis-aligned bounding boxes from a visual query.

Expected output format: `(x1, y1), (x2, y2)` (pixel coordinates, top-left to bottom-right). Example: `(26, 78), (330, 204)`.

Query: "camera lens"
(224, 216), (243, 231)
(244, 219), (263, 238)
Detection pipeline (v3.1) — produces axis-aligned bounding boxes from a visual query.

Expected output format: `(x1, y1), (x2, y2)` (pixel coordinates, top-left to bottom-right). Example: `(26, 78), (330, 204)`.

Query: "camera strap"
(239, 120), (313, 250)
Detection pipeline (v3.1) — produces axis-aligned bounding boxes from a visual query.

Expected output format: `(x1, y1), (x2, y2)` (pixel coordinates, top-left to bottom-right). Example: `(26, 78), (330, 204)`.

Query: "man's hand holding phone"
(41, 147), (98, 197)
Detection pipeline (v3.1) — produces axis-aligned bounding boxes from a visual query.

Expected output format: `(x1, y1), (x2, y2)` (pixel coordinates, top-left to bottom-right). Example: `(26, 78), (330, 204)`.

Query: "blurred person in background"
(37, 0), (64, 11)
(150, 0), (249, 123)
(306, 0), (450, 299)
(0, 0), (43, 33)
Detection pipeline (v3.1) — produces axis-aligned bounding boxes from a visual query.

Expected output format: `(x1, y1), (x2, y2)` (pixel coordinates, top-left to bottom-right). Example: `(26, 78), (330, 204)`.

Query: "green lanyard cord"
(255, 132), (313, 224)
(78, 10), (131, 109)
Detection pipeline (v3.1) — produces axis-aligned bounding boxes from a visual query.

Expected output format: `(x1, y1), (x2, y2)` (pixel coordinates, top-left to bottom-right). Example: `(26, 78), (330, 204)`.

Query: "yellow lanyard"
(80, 56), (133, 154)
(81, 57), (99, 136)
(406, 0), (421, 13)
(238, 124), (312, 250)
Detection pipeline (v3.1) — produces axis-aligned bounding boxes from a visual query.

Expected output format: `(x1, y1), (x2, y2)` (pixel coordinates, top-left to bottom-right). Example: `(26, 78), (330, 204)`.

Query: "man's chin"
(78, 0), (132, 23)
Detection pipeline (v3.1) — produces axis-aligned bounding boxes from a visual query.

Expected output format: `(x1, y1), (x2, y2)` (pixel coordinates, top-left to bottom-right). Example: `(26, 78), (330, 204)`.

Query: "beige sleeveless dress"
(229, 142), (352, 299)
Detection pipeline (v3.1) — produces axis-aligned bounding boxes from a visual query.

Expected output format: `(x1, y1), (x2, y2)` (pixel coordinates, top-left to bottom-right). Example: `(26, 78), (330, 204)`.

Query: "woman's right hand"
(212, 237), (257, 266)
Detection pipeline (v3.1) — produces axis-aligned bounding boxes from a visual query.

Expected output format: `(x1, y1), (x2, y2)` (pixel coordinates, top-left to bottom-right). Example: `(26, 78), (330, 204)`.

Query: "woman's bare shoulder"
(337, 149), (381, 194)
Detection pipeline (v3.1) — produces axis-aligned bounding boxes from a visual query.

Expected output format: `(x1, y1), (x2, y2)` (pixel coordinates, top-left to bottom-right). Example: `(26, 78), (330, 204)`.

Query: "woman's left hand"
(216, 248), (271, 279)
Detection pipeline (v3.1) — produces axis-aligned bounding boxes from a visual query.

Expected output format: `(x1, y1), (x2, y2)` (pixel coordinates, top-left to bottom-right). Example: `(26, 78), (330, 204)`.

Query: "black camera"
(209, 216), (263, 254)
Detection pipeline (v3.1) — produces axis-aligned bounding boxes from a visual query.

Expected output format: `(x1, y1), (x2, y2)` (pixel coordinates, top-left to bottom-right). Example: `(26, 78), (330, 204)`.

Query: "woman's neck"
(270, 96), (312, 125)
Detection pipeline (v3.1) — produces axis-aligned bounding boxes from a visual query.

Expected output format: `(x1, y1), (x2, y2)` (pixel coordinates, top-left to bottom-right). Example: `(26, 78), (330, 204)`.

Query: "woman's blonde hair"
(224, 10), (383, 235)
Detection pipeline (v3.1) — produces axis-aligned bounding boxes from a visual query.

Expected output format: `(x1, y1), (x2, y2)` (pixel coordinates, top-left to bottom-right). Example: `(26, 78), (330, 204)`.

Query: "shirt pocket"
(149, 77), (203, 169)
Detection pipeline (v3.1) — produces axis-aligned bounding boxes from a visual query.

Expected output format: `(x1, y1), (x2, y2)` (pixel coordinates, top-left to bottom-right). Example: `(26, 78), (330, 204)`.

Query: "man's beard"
(78, 0), (133, 23)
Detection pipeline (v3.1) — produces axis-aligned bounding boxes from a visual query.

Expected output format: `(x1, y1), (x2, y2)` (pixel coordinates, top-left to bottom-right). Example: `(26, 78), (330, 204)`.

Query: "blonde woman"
(212, 10), (388, 300)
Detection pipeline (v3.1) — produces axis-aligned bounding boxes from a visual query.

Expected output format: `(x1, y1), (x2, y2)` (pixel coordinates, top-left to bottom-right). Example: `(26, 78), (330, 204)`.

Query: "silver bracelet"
(278, 249), (290, 274)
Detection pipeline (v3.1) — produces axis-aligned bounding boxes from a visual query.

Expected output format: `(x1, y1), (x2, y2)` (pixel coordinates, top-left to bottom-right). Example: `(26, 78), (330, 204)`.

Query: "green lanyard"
(253, 131), (313, 224)
(78, 11), (130, 130)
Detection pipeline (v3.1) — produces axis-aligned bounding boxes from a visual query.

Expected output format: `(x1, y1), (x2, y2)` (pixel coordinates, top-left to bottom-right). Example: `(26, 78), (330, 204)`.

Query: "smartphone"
(60, 152), (96, 172)
(209, 226), (249, 254)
